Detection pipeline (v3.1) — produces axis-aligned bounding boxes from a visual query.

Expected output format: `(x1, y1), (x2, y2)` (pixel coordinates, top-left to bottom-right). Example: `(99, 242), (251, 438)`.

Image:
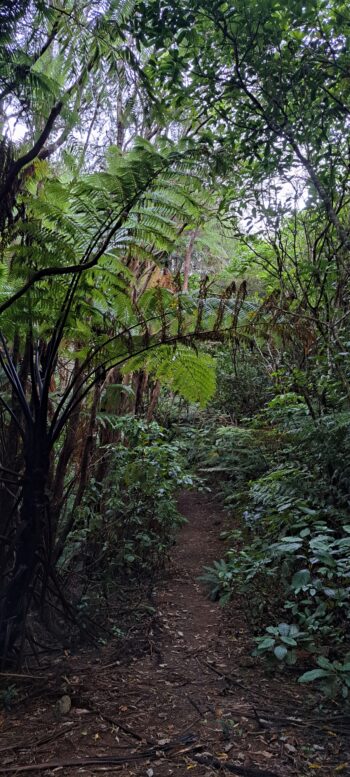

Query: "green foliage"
(0, 683), (18, 709)
(199, 391), (350, 701)
(1, 139), (204, 317)
(211, 348), (273, 421)
(199, 559), (234, 606)
(2, 0), (350, 684)
(254, 623), (304, 666)
(183, 423), (269, 503)
(135, 0), (350, 230)
(65, 417), (194, 594)
(124, 345), (217, 407)
(299, 656), (350, 700)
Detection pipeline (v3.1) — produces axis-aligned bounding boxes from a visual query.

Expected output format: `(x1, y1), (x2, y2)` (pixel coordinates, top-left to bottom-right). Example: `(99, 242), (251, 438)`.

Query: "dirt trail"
(1, 492), (349, 776)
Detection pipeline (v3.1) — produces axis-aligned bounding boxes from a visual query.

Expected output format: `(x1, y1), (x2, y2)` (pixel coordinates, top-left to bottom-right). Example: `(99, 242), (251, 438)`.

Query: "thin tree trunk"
(147, 380), (161, 421)
(54, 380), (101, 562)
(134, 370), (148, 415)
(50, 360), (81, 536)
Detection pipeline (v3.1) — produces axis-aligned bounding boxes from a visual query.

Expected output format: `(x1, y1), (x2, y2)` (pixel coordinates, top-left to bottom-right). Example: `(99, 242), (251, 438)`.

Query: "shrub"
(64, 417), (194, 597)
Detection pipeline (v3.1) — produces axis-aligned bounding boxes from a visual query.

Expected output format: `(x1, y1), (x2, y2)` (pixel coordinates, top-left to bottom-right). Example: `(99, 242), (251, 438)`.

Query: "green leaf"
(298, 669), (330, 683)
(274, 645), (288, 660)
(291, 569), (311, 588)
(257, 637), (275, 649)
(317, 656), (331, 669)
(278, 623), (290, 636)
(323, 588), (336, 598)
(281, 636), (297, 646)
(288, 624), (300, 637)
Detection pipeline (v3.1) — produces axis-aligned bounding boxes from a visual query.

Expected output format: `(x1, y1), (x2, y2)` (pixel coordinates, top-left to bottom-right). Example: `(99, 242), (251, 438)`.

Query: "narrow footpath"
(0, 492), (349, 776)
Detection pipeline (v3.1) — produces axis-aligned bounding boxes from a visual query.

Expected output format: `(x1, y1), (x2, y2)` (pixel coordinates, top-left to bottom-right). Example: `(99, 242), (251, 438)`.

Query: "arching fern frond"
(123, 344), (217, 407)
(0, 138), (209, 323)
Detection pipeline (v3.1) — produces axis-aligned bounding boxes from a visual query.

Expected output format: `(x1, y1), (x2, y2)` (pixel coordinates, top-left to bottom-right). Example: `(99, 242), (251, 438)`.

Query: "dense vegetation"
(0, 0), (349, 704)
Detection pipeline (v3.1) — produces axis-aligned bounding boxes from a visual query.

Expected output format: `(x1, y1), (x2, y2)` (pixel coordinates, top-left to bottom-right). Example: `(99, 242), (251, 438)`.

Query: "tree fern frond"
(124, 344), (217, 407)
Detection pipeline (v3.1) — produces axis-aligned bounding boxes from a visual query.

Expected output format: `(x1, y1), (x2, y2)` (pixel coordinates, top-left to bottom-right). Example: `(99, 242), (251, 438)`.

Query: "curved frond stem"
(0, 332), (32, 426)
(48, 309), (178, 437)
(50, 320), (240, 445)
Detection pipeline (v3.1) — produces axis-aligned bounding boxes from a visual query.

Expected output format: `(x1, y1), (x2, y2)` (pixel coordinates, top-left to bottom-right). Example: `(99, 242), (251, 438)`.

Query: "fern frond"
(124, 344), (217, 407)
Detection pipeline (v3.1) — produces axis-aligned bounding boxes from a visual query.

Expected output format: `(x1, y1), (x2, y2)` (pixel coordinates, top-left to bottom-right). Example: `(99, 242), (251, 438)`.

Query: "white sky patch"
(240, 166), (309, 235)
(6, 115), (27, 142)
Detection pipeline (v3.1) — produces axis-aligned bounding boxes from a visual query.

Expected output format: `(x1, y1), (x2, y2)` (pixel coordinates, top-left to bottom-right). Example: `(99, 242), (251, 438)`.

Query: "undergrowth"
(183, 396), (350, 702)
(62, 416), (195, 606)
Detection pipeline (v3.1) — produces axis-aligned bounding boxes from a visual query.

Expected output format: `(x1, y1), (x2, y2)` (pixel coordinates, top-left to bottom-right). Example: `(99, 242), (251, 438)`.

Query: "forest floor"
(0, 492), (349, 776)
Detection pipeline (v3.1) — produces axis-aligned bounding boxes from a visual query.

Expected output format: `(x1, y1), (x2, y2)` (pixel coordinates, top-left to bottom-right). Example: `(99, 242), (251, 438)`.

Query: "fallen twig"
(80, 698), (155, 745)
(0, 673), (50, 680)
(187, 694), (206, 716)
(0, 722), (75, 754)
(201, 659), (247, 691)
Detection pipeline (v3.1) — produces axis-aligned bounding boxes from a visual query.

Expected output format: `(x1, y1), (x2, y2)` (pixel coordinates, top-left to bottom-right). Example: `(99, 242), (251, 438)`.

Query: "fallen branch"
(0, 746), (282, 776)
(200, 659), (247, 691)
(0, 722), (75, 755)
(192, 753), (279, 777)
(0, 736), (199, 773)
(85, 701), (156, 745)
(0, 754), (150, 773)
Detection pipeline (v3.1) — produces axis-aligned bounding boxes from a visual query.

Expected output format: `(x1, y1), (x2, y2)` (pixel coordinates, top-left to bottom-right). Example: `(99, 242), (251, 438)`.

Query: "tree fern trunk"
(0, 428), (51, 663)
(0, 334), (30, 541)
